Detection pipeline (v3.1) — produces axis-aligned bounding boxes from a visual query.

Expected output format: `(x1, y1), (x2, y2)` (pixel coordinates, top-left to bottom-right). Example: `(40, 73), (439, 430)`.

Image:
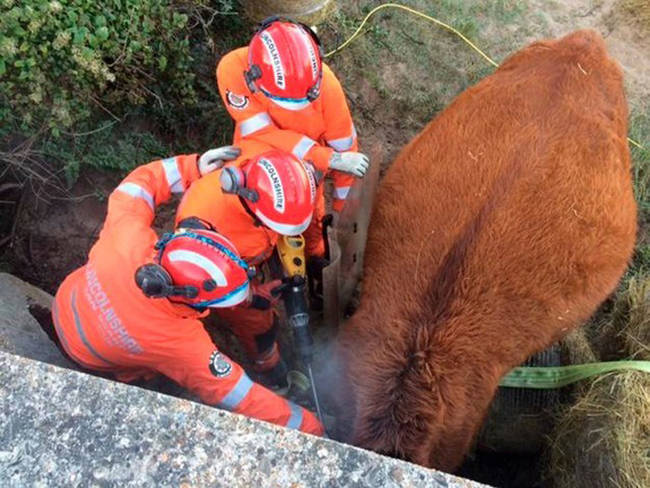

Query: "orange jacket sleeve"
(104, 154), (200, 230)
(154, 319), (324, 436)
(98, 154), (201, 257)
(216, 50), (334, 173)
(320, 64), (359, 210)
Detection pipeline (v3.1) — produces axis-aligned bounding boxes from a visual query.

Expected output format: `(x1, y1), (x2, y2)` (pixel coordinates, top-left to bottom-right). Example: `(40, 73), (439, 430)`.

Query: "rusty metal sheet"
(323, 142), (382, 329)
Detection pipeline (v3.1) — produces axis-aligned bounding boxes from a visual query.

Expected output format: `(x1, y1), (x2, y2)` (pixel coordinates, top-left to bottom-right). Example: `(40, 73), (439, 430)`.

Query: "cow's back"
(334, 30), (636, 471)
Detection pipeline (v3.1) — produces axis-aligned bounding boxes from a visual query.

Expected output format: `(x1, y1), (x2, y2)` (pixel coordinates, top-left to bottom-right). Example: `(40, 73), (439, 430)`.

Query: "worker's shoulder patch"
(226, 90), (249, 110)
(209, 350), (232, 378)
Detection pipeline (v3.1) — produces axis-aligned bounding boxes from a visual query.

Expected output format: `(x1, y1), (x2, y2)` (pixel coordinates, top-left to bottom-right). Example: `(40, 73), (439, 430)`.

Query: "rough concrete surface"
(0, 272), (74, 368)
(0, 350), (489, 487)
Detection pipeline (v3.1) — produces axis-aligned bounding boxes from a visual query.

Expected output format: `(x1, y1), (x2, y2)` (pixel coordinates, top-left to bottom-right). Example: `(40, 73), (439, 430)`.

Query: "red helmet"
(220, 149), (316, 236)
(139, 228), (253, 309)
(245, 17), (323, 111)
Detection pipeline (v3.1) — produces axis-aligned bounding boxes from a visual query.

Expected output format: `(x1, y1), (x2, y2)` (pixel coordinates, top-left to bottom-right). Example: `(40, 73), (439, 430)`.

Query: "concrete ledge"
(0, 351), (488, 487)
(0, 272), (74, 368)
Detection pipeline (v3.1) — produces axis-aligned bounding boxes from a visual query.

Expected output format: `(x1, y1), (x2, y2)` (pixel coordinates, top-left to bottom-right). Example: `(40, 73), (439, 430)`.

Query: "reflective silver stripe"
(239, 112), (272, 137)
(292, 136), (316, 160)
(333, 186), (351, 199)
(116, 182), (154, 210)
(285, 401), (304, 430)
(51, 301), (72, 355)
(162, 157), (184, 193)
(219, 373), (254, 410)
(52, 299), (104, 370)
(71, 289), (117, 366)
(327, 125), (357, 152)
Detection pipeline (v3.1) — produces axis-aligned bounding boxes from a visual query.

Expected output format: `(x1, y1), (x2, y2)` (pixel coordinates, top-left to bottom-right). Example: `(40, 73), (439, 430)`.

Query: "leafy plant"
(0, 0), (198, 133)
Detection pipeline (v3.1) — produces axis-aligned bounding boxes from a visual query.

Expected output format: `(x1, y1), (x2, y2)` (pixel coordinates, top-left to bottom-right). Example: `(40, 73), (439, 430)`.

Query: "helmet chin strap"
(166, 284), (199, 299)
(236, 186), (259, 203)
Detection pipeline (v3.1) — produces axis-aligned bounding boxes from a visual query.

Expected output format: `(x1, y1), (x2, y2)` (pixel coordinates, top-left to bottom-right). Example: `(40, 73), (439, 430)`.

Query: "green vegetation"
(1, 0), (245, 185)
(629, 111), (650, 215)
(320, 1), (531, 151)
(1, 0), (197, 132)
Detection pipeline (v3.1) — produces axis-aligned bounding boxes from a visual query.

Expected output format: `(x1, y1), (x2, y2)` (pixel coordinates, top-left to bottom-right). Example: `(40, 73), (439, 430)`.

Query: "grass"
(629, 110), (650, 217)
(319, 1), (530, 158)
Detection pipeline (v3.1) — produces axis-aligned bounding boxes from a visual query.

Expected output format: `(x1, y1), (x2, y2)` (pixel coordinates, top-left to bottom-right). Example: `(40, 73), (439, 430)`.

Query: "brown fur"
(332, 30), (637, 471)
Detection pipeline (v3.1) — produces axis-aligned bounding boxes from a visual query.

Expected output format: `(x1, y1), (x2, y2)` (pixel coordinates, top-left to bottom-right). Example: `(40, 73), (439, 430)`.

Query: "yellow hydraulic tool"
(276, 235), (306, 278)
(274, 234), (324, 424)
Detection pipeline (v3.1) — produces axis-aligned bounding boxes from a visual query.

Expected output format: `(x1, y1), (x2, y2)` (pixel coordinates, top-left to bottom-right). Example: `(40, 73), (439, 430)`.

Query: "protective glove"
(247, 279), (283, 310)
(328, 151), (370, 178)
(198, 146), (241, 176)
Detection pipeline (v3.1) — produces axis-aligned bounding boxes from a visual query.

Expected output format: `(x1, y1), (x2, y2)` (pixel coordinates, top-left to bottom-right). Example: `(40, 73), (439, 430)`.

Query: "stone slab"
(0, 351), (489, 487)
(0, 272), (74, 368)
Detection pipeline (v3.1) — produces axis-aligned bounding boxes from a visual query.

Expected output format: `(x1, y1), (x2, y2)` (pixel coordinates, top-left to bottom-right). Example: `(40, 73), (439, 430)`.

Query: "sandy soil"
(525, 0), (650, 107)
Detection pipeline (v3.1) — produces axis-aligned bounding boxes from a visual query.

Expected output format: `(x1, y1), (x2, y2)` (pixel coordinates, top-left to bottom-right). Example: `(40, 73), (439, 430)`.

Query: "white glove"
(198, 146), (241, 176)
(328, 151), (370, 178)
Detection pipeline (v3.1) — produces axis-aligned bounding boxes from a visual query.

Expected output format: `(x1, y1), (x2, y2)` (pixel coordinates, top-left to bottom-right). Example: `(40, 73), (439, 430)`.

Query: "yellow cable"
(326, 3), (498, 67)
(628, 136), (644, 150)
(326, 2), (646, 151)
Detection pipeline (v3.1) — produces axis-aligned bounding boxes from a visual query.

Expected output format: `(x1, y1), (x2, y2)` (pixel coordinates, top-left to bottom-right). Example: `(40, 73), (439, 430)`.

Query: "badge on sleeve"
(226, 90), (249, 110)
(209, 350), (232, 377)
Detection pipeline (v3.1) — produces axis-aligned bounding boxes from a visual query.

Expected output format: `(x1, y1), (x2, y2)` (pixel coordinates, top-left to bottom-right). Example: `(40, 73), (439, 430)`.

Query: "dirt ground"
(1, 1), (649, 487)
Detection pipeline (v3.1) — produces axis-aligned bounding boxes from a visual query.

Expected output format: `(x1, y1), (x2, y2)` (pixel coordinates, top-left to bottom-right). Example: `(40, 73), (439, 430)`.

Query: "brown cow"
(331, 30), (637, 471)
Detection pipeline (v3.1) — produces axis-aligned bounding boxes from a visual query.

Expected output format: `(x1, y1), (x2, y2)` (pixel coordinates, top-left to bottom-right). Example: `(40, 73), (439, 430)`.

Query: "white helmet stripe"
(167, 250), (227, 286)
(299, 28), (319, 80)
(255, 209), (312, 236)
(260, 31), (285, 89)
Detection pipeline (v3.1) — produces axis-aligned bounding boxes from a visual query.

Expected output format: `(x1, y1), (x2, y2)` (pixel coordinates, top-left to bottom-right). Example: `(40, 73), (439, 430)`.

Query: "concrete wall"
(0, 351), (488, 487)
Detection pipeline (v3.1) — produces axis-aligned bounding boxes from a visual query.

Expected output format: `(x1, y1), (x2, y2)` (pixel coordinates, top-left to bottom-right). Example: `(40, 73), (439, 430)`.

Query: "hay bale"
(546, 272), (650, 487)
(547, 372), (650, 488)
(588, 273), (650, 360)
(560, 327), (599, 365)
(618, 274), (650, 360)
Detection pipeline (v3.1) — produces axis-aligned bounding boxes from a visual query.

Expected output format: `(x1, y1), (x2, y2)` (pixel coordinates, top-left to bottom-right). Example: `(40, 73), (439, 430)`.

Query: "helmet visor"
(192, 280), (251, 309)
(260, 87), (312, 111)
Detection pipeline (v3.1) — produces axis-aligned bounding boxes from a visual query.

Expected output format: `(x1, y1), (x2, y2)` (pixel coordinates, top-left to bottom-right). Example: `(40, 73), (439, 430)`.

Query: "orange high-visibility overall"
(217, 47), (360, 257)
(52, 154), (323, 436)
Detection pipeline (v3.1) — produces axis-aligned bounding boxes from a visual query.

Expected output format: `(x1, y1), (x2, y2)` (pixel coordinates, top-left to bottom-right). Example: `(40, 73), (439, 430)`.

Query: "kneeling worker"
(51, 147), (323, 435)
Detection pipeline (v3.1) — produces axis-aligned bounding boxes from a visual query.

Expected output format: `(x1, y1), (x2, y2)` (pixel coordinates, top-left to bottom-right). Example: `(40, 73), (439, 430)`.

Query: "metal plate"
(323, 142), (382, 329)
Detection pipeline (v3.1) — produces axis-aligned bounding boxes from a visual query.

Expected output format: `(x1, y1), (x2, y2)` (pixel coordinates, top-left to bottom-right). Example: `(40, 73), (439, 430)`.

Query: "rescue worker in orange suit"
(216, 17), (369, 265)
(176, 144), (319, 392)
(51, 146), (323, 436)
